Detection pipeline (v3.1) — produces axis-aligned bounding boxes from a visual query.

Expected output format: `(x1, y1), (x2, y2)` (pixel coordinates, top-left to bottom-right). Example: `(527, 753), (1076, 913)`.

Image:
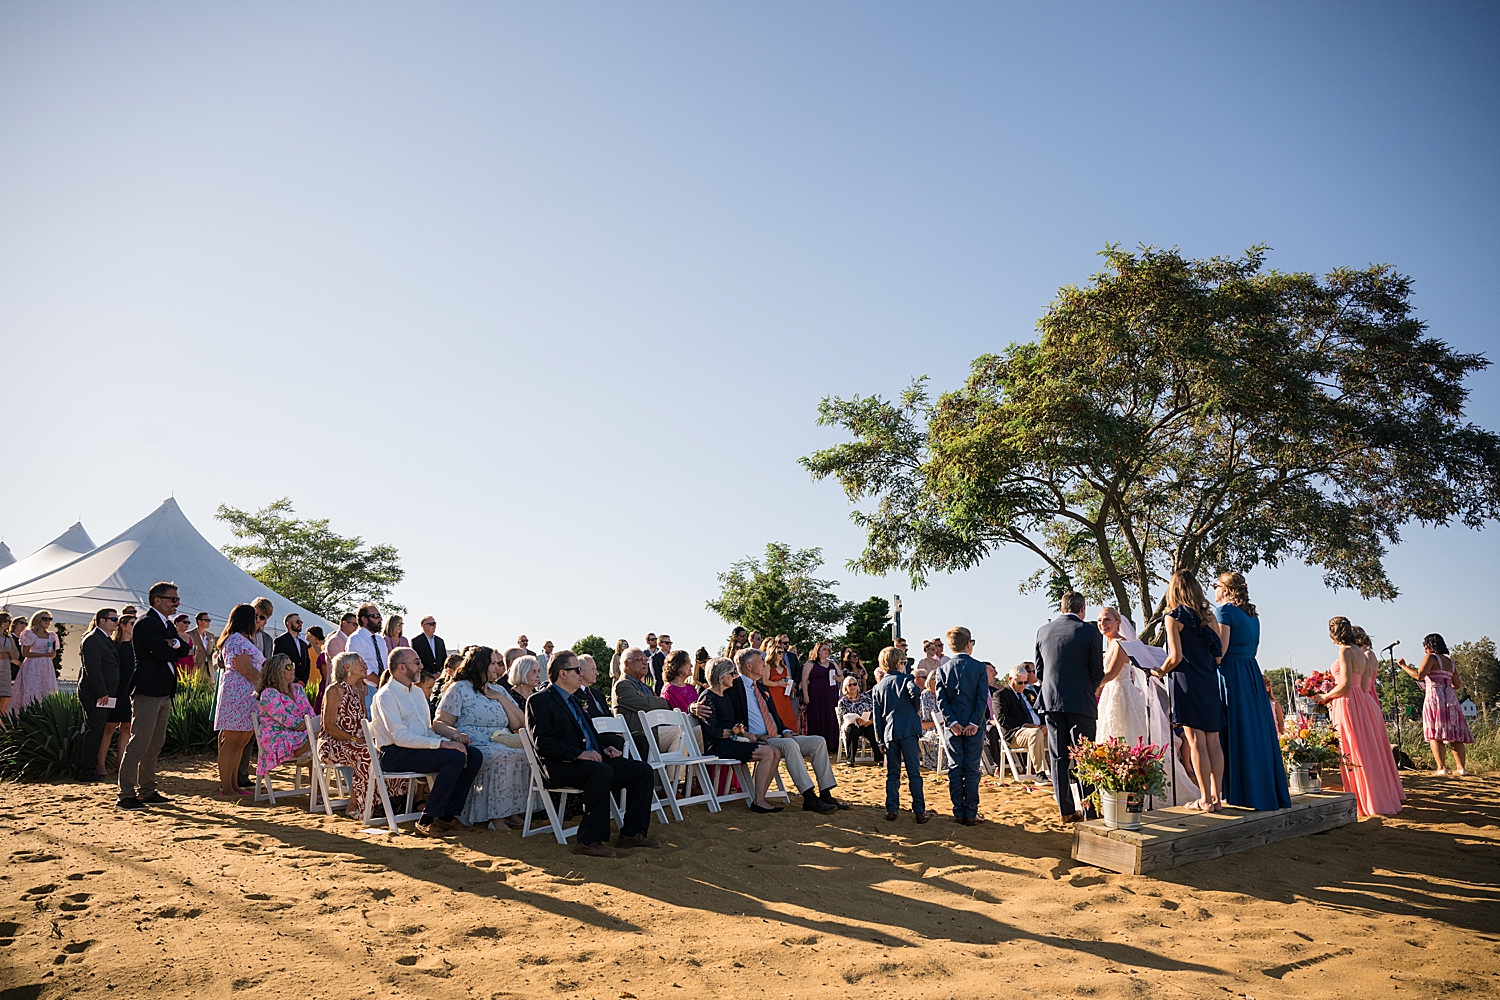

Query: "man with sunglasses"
(119, 582), (189, 810)
(75, 608), (121, 782)
(347, 604), (390, 688)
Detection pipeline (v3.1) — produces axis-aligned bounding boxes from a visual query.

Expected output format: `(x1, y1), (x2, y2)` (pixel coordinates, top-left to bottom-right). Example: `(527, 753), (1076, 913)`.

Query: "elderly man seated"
(995, 661), (1049, 779)
(692, 646), (845, 814)
(612, 646), (684, 762)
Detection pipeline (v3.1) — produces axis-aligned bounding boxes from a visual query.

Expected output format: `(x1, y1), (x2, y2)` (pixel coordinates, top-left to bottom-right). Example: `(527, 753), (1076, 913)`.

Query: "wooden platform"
(1071, 792), (1357, 875)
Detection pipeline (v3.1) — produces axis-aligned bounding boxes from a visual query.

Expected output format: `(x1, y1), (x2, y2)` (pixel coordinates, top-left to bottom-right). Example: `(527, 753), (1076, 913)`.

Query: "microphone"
(1382, 640), (1399, 654)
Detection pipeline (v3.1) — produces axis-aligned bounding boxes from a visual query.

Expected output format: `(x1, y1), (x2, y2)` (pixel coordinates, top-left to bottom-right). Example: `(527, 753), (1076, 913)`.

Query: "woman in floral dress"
(318, 649), (376, 820)
(435, 646), (530, 829)
(14, 610), (60, 711)
(255, 654), (313, 777)
(214, 604), (264, 796)
(1398, 633), (1474, 776)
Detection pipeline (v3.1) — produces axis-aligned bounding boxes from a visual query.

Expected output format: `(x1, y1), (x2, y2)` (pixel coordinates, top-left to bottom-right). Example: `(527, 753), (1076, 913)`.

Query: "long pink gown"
(1328, 659), (1404, 817)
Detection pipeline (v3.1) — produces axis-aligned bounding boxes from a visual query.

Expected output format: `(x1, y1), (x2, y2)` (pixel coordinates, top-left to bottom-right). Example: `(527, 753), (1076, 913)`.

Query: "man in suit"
(1035, 592), (1105, 822)
(75, 608), (121, 782)
(187, 612), (215, 678)
(934, 626), (990, 825)
(119, 582), (189, 810)
(273, 613), (311, 685)
(575, 654), (610, 716)
(612, 647), (682, 760)
(527, 649), (657, 858)
(870, 646), (934, 823)
(411, 615), (447, 675)
(995, 662), (1049, 779)
(649, 634), (671, 694)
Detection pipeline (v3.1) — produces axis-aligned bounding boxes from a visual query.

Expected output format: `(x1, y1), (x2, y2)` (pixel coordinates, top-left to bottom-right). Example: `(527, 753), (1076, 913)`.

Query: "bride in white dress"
(1096, 608), (1150, 746)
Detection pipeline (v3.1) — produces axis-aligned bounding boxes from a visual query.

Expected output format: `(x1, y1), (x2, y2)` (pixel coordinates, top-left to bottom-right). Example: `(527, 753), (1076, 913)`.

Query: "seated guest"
(661, 651), (698, 713)
(995, 661), (1049, 779)
(371, 646), (483, 838)
(870, 646), (934, 822)
(502, 655), (541, 704)
(691, 647), (845, 813)
(430, 652), (465, 713)
(575, 655), (610, 715)
(837, 675), (882, 764)
(692, 647), (711, 689)
(916, 669), (941, 769)
(526, 650), (658, 858)
(435, 646), (531, 831)
(255, 654), (314, 779)
(318, 651), (375, 820)
(694, 658), (784, 812)
(612, 646), (683, 761)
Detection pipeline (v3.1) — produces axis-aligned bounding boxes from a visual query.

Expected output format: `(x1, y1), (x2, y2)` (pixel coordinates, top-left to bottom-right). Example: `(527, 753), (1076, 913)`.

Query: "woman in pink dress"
(14, 611), (60, 711)
(254, 654), (313, 777)
(1315, 617), (1403, 817)
(661, 650), (698, 713)
(214, 604), (264, 797)
(383, 616), (411, 650)
(1397, 633), (1473, 776)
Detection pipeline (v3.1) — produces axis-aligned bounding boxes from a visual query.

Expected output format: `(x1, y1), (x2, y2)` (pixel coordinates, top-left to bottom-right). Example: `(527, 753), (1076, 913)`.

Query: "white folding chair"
(519, 727), (582, 845)
(252, 706), (312, 805)
(638, 709), (723, 820)
(592, 715), (669, 827)
(306, 716), (350, 815)
(996, 728), (1027, 781)
(359, 719), (437, 835)
(672, 709), (760, 809)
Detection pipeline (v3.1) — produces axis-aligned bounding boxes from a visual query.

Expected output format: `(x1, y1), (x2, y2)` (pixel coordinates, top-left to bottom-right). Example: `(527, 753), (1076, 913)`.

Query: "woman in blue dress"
(434, 645), (532, 830)
(1154, 571), (1225, 812)
(1214, 572), (1290, 810)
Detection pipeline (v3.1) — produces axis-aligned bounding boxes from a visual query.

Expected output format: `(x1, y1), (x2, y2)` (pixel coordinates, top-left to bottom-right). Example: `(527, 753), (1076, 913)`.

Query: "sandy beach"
(2, 758), (1497, 1000)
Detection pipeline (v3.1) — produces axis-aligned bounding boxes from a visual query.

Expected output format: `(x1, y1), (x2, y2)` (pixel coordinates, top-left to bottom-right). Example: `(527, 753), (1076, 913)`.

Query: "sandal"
(1434, 769), (1448, 776)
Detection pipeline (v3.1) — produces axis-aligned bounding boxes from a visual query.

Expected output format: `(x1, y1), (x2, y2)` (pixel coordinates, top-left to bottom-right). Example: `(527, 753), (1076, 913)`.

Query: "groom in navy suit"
(1035, 592), (1105, 822)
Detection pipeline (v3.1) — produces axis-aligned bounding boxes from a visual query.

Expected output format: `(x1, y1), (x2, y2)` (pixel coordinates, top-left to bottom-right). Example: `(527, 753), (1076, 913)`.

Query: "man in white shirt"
(371, 646), (482, 837)
(348, 604), (390, 681)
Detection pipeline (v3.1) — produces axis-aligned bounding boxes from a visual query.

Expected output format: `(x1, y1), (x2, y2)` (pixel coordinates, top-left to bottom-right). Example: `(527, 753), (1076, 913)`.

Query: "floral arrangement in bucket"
(1068, 737), (1168, 830)
(1279, 715), (1347, 793)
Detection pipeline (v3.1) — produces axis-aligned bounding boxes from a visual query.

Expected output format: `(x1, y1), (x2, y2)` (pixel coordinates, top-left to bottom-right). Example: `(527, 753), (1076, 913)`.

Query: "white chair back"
(518, 726), (582, 844)
(358, 718), (437, 835)
(306, 715), (351, 815)
(592, 715), (668, 826)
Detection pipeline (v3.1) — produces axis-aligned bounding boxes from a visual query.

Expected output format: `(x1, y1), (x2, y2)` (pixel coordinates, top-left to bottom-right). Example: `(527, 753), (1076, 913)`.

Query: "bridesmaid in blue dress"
(1213, 572), (1290, 810)
(1155, 571), (1226, 811)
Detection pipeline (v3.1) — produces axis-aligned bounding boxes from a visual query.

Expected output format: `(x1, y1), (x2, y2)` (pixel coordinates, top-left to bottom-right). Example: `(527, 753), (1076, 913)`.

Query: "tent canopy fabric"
(0, 499), (330, 638)
(0, 522), (96, 594)
(0, 541), (14, 570)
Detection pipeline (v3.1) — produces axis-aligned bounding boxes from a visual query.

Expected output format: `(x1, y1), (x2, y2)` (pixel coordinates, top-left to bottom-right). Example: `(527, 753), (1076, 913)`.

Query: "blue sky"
(2, 2), (1496, 672)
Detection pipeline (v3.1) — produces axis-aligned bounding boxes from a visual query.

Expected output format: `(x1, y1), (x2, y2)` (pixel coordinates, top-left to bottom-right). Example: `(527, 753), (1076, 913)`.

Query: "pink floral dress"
(13, 629), (59, 711)
(214, 632), (263, 732)
(256, 684), (313, 776)
(1422, 656), (1473, 744)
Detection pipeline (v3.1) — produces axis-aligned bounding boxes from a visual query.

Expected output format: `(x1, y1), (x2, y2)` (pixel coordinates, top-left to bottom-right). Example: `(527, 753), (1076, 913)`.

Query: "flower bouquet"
(1069, 737), (1168, 830)
(1279, 715), (1347, 793)
(730, 723), (753, 743)
(1295, 671), (1336, 716)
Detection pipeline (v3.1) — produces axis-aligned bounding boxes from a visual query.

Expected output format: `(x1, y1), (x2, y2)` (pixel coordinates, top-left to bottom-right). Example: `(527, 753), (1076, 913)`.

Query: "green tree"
(836, 596), (893, 664)
(1453, 636), (1499, 724)
(571, 634), (614, 701)
(803, 246), (1500, 639)
(216, 498), (405, 621)
(1265, 667), (1299, 716)
(1374, 650), (1423, 719)
(706, 542), (854, 652)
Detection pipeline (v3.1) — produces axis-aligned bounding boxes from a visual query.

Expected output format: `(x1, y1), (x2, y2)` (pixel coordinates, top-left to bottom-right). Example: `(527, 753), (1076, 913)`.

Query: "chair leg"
(694, 762), (722, 812)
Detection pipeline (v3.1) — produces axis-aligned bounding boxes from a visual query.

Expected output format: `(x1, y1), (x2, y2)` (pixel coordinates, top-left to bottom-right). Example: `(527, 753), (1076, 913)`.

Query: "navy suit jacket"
(869, 671), (923, 744)
(934, 652), (990, 730)
(1034, 614), (1105, 718)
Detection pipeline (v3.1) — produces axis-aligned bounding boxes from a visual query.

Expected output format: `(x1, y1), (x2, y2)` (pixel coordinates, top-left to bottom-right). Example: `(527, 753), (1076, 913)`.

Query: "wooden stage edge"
(1071, 792), (1358, 875)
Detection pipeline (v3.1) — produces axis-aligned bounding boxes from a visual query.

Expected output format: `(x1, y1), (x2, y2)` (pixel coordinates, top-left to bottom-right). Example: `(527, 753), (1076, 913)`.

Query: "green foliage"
(836, 596), (892, 664)
(164, 673), (217, 755)
(803, 246), (1500, 638)
(706, 542), (854, 652)
(0, 693), (82, 779)
(216, 497), (405, 620)
(571, 635), (614, 700)
(1453, 636), (1499, 723)
(1376, 656), (1424, 718)
(1265, 667), (1299, 715)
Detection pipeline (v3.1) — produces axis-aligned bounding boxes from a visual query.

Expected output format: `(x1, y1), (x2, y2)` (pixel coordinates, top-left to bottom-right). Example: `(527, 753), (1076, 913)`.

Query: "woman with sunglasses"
(13, 610), (59, 711)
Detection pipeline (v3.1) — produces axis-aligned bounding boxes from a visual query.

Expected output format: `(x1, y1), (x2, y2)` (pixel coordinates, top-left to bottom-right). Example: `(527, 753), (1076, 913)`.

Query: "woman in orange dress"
(762, 637), (799, 732)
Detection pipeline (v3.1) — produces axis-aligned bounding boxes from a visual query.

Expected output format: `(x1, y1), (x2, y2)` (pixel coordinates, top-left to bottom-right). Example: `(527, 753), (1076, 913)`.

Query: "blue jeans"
(379, 744), (482, 822)
(883, 736), (925, 815)
(940, 730), (983, 819)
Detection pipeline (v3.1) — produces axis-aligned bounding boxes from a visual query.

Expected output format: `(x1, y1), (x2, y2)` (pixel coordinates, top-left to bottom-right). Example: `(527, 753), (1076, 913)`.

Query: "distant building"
(1460, 699), (1479, 720)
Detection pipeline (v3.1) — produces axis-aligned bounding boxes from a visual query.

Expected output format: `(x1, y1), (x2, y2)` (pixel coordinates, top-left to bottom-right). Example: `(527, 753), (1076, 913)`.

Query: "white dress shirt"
(346, 628), (389, 677)
(371, 677), (442, 749)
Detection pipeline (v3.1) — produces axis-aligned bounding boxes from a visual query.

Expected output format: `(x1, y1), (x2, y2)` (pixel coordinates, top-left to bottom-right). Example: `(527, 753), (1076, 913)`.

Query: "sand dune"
(2, 758), (1497, 999)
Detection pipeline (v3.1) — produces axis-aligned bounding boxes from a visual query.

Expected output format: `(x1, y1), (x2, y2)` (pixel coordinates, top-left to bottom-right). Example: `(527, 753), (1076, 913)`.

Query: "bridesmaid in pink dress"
(1315, 617), (1404, 817)
(1397, 633), (1473, 776)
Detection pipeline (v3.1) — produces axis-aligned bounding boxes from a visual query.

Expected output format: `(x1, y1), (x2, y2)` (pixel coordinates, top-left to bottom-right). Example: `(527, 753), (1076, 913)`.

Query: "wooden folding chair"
(358, 719), (437, 835)
(592, 715), (669, 827)
(638, 709), (721, 820)
(306, 716), (351, 815)
(252, 706), (311, 805)
(519, 727), (582, 845)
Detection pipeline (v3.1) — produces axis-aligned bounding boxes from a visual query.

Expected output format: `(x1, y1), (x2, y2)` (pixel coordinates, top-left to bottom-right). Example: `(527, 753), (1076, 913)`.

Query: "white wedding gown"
(1096, 640), (1150, 747)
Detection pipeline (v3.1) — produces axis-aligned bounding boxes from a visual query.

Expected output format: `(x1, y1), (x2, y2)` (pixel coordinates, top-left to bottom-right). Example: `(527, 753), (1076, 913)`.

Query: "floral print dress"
(256, 684), (313, 776)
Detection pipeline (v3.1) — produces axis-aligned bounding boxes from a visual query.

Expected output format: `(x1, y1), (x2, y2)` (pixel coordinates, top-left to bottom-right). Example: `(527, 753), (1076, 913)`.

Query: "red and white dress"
(1422, 656), (1473, 744)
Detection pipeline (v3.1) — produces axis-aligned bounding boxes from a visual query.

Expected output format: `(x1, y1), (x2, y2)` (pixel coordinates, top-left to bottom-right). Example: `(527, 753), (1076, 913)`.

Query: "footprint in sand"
(22, 885), (58, 899)
(58, 894), (91, 912)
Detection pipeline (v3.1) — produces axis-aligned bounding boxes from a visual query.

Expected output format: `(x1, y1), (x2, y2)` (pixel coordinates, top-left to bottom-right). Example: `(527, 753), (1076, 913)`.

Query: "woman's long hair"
(218, 604), (258, 651)
(1216, 571), (1257, 617)
(113, 615), (136, 644)
(256, 653), (294, 696)
(1165, 571), (1214, 624)
(1328, 616), (1357, 646)
(456, 645), (497, 693)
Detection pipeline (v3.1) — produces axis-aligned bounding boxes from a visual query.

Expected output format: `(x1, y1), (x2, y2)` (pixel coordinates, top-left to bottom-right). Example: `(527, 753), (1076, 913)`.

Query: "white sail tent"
(0, 522), (96, 593)
(0, 541), (14, 571)
(0, 499), (331, 679)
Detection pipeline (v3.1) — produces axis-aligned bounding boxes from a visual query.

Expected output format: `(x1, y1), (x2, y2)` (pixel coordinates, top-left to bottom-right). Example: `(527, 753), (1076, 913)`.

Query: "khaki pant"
(119, 694), (172, 800)
(1008, 725), (1049, 776)
(765, 735), (836, 794)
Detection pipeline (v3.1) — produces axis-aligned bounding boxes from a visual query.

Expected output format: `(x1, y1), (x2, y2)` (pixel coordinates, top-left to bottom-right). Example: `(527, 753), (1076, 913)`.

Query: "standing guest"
(326, 613), (359, 664)
(1265, 674), (1286, 735)
(384, 615), (410, 650)
(347, 605), (390, 714)
(693, 657), (785, 813)
(74, 609), (121, 782)
(318, 651), (374, 821)
(1036, 593), (1106, 823)
(97, 614), (137, 780)
(1398, 633), (1474, 776)
(894, 635), (910, 666)
(14, 610), (60, 711)
(934, 627), (988, 825)
(435, 646), (530, 830)
(213, 604), (263, 797)
(726, 627), (750, 662)
(661, 651), (699, 713)
(504, 655), (542, 704)
(996, 662), (1049, 779)
(187, 612), (216, 679)
(610, 639), (630, 685)
(538, 640), (555, 673)
(172, 615), (197, 677)
(870, 646), (933, 823)
(646, 633), (666, 693)
(915, 639), (944, 677)
(1095, 608), (1150, 747)
(254, 654), (313, 779)
(411, 616), (447, 674)
(0, 613), (18, 716)
(799, 640), (841, 747)
(841, 648), (868, 692)
(613, 647), (683, 760)
(273, 613), (310, 685)
(118, 582), (189, 811)
(516, 635), (534, 658)
(837, 675), (881, 764)
(1153, 572), (1226, 812)
(763, 637), (800, 733)
(1213, 573), (1290, 810)
(747, 631), (764, 655)
(372, 646), (483, 837)
(251, 597), (275, 659)
(1316, 617), (1405, 815)
(692, 647), (711, 689)
(304, 626), (327, 701)
(526, 649), (659, 857)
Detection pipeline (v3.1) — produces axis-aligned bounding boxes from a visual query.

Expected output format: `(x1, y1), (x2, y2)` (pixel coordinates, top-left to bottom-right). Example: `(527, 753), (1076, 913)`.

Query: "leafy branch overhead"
(802, 245), (1500, 635)
(216, 498), (405, 621)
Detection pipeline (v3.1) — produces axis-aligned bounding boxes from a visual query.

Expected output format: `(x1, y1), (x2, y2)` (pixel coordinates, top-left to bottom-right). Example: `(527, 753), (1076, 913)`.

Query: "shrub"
(164, 673), (216, 756)
(0, 693), (83, 779)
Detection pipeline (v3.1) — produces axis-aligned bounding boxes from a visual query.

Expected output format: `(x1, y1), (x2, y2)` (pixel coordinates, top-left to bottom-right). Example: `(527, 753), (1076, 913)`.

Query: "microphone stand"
(1383, 640), (1402, 761)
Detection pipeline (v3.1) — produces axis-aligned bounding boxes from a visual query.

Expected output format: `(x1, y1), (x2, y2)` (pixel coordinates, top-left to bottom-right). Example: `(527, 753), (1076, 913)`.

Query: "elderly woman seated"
(836, 675), (882, 765)
(693, 657), (784, 814)
(434, 646), (532, 830)
(498, 654), (542, 707)
(318, 651), (377, 818)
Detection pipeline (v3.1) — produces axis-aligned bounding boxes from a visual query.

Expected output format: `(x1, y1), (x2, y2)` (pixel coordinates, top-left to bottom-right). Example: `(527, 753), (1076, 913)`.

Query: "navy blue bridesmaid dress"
(1215, 603), (1290, 810)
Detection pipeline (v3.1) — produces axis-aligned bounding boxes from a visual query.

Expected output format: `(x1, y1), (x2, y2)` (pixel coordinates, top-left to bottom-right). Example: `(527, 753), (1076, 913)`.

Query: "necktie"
(750, 680), (776, 736)
(564, 690), (599, 753)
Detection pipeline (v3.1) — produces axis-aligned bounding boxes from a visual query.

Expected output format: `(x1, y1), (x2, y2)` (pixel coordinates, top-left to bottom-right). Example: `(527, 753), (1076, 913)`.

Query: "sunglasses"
(559, 665), (581, 673)
(103, 616), (120, 623)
